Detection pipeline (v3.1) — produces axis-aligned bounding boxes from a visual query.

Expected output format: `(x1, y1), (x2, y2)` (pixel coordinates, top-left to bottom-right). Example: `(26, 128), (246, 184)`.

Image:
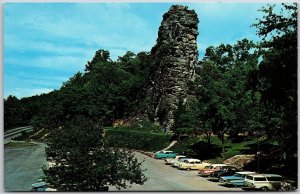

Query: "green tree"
(85, 49), (111, 72)
(193, 39), (260, 159)
(43, 116), (147, 191)
(31, 50), (152, 130)
(4, 95), (23, 130)
(251, 3), (297, 158)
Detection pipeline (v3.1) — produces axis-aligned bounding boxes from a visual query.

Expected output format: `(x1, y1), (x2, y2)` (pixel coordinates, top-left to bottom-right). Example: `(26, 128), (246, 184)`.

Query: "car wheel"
(261, 187), (268, 191)
(187, 168), (191, 171)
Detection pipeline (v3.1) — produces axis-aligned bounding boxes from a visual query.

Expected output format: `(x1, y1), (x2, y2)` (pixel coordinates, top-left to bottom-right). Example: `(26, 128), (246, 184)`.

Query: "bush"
(105, 129), (172, 152)
(131, 117), (162, 133)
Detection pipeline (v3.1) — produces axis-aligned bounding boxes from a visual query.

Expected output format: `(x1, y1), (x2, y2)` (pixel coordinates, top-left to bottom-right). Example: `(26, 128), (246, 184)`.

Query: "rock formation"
(148, 5), (199, 131)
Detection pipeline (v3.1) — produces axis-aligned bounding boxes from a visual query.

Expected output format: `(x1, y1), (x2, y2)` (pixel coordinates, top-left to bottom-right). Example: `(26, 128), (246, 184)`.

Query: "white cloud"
(5, 88), (54, 99)
(5, 56), (85, 71)
(4, 2), (271, 98)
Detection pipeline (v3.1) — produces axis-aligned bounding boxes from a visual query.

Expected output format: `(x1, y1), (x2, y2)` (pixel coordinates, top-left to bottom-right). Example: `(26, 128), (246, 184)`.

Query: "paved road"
(4, 126), (33, 144)
(110, 152), (243, 191)
(4, 143), (47, 191)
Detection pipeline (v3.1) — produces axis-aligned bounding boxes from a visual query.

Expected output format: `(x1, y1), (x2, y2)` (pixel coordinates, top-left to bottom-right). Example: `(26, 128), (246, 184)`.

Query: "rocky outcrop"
(223, 154), (256, 169)
(148, 5), (199, 130)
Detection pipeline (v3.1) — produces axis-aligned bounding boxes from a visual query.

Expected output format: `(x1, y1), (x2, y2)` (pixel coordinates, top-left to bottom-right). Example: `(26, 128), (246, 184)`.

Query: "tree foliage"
(251, 3), (297, 158)
(43, 116), (147, 191)
(189, 39), (260, 158)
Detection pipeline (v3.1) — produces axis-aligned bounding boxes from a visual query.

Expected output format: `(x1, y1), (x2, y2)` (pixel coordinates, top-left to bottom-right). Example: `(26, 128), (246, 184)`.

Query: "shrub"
(105, 129), (172, 152)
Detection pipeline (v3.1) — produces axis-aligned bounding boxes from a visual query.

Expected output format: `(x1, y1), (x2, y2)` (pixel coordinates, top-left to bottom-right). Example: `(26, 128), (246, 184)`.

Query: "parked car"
(243, 174), (283, 191)
(165, 155), (186, 165)
(219, 171), (256, 187)
(177, 159), (211, 170)
(209, 166), (239, 181)
(154, 150), (177, 159)
(172, 157), (190, 167)
(31, 181), (57, 191)
(198, 164), (228, 177)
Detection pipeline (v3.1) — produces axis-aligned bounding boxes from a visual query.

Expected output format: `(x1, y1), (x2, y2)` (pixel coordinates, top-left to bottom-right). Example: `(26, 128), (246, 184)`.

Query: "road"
(4, 126), (33, 144)
(4, 143), (47, 191)
(110, 152), (242, 191)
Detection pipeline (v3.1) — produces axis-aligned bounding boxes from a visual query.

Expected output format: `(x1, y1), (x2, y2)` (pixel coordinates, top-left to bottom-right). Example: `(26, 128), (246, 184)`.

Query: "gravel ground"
(4, 143), (47, 191)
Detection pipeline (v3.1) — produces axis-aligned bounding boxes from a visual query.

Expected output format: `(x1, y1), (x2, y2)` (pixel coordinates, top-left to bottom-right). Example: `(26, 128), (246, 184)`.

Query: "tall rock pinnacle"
(148, 5), (199, 130)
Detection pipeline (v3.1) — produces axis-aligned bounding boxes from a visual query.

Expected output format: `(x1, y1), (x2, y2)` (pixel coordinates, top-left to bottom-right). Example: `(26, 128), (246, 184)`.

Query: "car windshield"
(179, 158), (188, 161)
(234, 173), (243, 177)
(246, 175), (254, 180)
(254, 177), (267, 181)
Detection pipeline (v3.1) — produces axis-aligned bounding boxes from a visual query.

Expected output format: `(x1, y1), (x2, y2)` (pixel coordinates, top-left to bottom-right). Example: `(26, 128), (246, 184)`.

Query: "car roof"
(176, 155), (186, 158)
(32, 182), (47, 188)
(210, 164), (228, 167)
(185, 158), (201, 162)
(263, 174), (282, 177)
(236, 171), (256, 175)
(250, 174), (282, 177)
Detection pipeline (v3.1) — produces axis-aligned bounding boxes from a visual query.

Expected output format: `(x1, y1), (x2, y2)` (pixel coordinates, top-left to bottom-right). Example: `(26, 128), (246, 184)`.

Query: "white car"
(243, 174), (283, 191)
(165, 155), (186, 165)
(172, 157), (190, 167)
(177, 159), (208, 170)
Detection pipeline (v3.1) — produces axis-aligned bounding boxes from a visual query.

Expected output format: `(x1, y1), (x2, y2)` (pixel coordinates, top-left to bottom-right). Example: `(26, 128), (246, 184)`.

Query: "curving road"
(4, 126), (33, 144)
(110, 152), (243, 191)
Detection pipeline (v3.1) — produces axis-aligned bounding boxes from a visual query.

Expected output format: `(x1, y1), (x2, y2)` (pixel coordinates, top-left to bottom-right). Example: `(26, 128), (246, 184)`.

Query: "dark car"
(209, 166), (239, 181)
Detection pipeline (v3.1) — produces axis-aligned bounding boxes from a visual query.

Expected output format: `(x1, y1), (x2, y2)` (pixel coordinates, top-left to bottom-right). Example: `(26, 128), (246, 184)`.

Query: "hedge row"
(105, 129), (172, 152)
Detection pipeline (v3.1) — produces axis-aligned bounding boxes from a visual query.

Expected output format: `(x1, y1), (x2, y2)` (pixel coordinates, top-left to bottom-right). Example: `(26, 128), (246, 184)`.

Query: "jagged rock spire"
(148, 5), (199, 131)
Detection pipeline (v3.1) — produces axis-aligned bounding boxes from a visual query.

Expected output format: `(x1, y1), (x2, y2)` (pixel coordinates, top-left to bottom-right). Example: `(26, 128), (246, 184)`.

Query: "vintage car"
(172, 157), (190, 167)
(154, 150), (177, 159)
(219, 171), (256, 187)
(198, 164), (228, 177)
(243, 174), (283, 191)
(209, 166), (239, 181)
(165, 155), (186, 165)
(177, 159), (211, 170)
(31, 181), (57, 191)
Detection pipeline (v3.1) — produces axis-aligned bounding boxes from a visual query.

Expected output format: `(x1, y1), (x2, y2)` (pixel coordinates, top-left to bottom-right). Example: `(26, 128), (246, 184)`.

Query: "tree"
(251, 3), (297, 159)
(193, 39), (260, 159)
(85, 49), (111, 72)
(4, 95), (23, 130)
(43, 116), (147, 191)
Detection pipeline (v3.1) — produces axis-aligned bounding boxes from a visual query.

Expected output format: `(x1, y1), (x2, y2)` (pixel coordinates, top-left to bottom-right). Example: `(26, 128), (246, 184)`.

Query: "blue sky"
(4, 2), (274, 99)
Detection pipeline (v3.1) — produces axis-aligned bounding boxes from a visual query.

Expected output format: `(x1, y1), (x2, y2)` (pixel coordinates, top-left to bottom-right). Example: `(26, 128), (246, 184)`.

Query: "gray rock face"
(148, 5), (199, 130)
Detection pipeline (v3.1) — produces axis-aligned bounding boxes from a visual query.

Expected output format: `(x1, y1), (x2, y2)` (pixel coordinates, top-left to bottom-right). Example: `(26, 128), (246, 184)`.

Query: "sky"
(4, 2), (276, 99)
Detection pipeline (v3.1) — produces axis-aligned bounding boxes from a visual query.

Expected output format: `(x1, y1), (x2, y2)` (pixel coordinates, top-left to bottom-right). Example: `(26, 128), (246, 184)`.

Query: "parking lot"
(4, 143), (47, 191)
(5, 143), (243, 192)
(110, 152), (243, 191)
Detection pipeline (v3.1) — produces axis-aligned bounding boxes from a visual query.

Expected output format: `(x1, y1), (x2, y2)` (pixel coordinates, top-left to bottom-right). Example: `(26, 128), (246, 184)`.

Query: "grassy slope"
(170, 135), (258, 163)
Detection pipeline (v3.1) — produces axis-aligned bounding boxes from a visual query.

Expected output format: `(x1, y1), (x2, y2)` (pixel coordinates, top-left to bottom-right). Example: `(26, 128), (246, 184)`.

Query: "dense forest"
(5, 3), (297, 161)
